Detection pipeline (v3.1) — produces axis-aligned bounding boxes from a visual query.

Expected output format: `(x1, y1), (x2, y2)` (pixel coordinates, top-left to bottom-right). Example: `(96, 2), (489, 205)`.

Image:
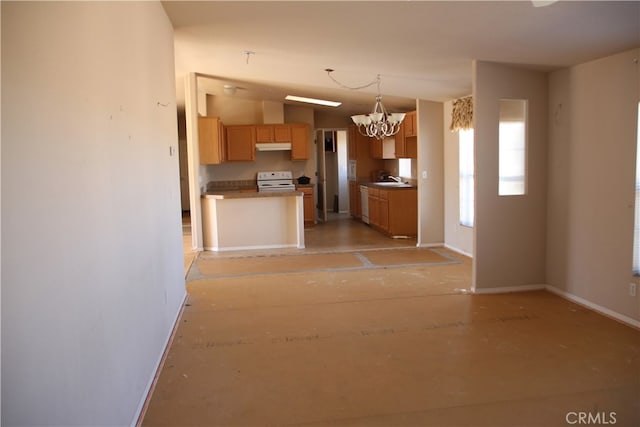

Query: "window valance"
(450, 96), (473, 131)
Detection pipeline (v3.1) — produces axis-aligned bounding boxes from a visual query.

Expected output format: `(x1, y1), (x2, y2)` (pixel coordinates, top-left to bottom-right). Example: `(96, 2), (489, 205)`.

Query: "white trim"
(545, 285), (640, 330)
(473, 284), (546, 294)
(132, 290), (188, 426)
(416, 242), (445, 248)
(444, 244), (473, 259)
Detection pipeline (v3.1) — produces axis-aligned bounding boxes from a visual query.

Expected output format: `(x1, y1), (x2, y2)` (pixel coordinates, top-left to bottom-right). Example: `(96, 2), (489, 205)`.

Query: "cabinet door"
(394, 120), (406, 159)
(198, 116), (224, 164)
(405, 136), (418, 159)
(225, 126), (256, 161)
(255, 125), (274, 142)
(290, 124), (309, 160)
(303, 192), (315, 226)
(405, 111), (417, 137)
(378, 190), (389, 232)
(296, 186), (315, 227)
(274, 124), (292, 142)
(368, 188), (379, 227)
(387, 189), (417, 236)
(369, 138), (383, 159)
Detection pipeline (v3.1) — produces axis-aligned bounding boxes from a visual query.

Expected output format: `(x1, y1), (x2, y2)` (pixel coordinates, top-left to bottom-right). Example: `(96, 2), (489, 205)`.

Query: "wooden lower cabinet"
(349, 181), (361, 219)
(296, 185), (315, 227)
(368, 187), (417, 237)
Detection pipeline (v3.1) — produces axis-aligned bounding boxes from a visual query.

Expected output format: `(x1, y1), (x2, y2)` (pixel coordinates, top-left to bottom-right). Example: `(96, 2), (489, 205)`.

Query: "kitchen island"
(201, 191), (305, 251)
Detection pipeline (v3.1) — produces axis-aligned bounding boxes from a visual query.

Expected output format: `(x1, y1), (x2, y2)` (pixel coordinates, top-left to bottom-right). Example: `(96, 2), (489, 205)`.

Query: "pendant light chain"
(326, 69), (406, 140)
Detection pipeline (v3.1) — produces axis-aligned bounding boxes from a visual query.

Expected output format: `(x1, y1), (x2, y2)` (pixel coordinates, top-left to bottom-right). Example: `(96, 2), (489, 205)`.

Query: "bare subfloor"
(147, 215), (640, 426)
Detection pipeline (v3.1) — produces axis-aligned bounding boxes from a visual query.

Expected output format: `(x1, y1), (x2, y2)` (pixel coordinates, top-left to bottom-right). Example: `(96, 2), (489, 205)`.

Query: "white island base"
(201, 192), (305, 252)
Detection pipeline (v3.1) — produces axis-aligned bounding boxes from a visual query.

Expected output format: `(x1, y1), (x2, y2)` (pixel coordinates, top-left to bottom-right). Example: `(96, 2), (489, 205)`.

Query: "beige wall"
(416, 100), (445, 246)
(2, 2), (185, 425)
(444, 100), (474, 256)
(205, 93), (263, 124)
(315, 110), (353, 129)
(547, 49), (640, 322)
(473, 61), (548, 291)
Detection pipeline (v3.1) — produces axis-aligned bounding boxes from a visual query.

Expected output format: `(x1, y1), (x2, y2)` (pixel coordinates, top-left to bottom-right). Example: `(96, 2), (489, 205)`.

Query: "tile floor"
(146, 214), (640, 426)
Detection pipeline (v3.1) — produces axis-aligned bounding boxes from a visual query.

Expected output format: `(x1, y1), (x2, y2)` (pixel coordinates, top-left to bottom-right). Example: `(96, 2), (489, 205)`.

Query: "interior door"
(316, 129), (327, 223)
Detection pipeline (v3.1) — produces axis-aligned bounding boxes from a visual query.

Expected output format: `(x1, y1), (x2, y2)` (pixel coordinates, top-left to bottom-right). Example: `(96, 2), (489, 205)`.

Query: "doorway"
(316, 129), (349, 222)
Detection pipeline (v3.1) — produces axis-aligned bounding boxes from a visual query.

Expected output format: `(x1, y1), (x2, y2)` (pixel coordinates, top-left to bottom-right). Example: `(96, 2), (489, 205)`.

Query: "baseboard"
(416, 242), (445, 248)
(545, 285), (640, 330)
(204, 243), (302, 251)
(473, 284), (546, 294)
(443, 244), (473, 259)
(133, 290), (188, 427)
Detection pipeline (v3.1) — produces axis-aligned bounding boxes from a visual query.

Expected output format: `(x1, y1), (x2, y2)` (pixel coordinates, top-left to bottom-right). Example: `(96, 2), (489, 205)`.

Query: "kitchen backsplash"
(205, 179), (256, 191)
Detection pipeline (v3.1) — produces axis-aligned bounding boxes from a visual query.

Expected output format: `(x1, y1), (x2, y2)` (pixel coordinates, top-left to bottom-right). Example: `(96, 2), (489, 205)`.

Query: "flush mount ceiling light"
(285, 95), (342, 107)
(326, 69), (405, 140)
(531, 0), (558, 7)
(223, 84), (237, 95)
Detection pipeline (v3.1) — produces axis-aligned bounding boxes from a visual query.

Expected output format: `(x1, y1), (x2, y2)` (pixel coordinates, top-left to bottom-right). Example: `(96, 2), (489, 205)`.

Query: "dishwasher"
(360, 185), (369, 224)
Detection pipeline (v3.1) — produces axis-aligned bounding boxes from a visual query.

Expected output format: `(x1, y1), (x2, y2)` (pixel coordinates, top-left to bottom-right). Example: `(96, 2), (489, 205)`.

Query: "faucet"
(389, 175), (403, 183)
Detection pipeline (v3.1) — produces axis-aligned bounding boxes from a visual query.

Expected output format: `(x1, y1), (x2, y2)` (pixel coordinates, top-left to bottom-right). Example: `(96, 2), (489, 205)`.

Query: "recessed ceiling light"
(285, 95), (341, 107)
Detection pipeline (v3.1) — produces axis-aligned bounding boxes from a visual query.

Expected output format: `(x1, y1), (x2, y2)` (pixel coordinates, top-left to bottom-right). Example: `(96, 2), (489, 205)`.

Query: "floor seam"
(285, 384), (640, 427)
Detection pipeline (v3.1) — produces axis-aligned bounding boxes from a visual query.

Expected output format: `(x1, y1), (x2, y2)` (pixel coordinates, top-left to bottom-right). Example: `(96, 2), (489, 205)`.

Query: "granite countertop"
(202, 191), (304, 200)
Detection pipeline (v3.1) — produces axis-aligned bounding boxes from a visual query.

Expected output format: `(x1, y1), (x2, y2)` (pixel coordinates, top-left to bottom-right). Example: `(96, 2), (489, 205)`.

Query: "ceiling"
(162, 1), (639, 116)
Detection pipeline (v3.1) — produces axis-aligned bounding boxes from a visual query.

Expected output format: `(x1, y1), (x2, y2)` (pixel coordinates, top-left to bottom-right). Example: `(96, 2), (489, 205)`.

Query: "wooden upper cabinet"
(393, 112), (417, 159)
(198, 116), (225, 164)
(225, 125), (256, 161)
(405, 136), (418, 159)
(256, 124), (293, 143)
(404, 111), (417, 137)
(274, 124), (292, 142)
(290, 124), (309, 160)
(394, 119), (406, 159)
(255, 125), (274, 142)
(369, 138), (383, 159)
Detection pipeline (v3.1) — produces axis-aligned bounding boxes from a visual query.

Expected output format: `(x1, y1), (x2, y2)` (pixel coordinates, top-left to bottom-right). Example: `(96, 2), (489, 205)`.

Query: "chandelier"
(326, 70), (406, 140)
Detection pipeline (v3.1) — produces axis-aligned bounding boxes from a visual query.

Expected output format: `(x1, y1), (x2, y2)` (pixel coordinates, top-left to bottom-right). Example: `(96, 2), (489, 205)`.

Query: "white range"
(257, 171), (296, 193)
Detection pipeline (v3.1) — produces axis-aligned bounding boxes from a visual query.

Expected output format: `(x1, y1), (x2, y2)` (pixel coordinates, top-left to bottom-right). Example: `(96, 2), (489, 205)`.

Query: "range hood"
(256, 142), (291, 151)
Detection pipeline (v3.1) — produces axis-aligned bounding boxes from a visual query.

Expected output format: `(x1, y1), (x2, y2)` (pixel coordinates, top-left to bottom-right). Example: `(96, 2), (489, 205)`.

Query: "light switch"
(422, 171), (427, 179)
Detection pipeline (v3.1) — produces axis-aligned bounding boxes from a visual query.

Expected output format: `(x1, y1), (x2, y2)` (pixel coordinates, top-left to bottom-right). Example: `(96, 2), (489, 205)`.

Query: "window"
(633, 103), (640, 275)
(459, 129), (474, 227)
(499, 99), (527, 196)
(399, 158), (412, 178)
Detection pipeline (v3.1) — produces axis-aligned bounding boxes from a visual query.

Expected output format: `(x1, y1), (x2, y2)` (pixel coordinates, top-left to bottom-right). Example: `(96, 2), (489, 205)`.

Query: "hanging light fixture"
(326, 70), (406, 140)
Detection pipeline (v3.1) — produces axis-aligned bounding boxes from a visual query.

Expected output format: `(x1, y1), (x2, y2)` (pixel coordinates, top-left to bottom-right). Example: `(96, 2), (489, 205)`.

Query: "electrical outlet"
(630, 283), (637, 297)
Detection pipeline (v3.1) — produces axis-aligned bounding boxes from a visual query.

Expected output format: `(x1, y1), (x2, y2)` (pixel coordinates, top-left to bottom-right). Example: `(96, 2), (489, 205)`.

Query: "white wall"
(547, 49), (640, 322)
(473, 61), (548, 291)
(1, 2), (185, 425)
(417, 100), (445, 246)
(444, 100), (474, 256)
